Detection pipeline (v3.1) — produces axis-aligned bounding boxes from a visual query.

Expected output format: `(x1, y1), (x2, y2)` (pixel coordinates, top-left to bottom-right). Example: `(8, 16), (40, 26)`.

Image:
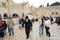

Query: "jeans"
(0, 37), (3, 40)
(39, 25), (44, 36)
(25, 29), (30, 39)
(0, 32), (3, 40)
(2, 29), (7, 36)
(9, 28), (14, 35)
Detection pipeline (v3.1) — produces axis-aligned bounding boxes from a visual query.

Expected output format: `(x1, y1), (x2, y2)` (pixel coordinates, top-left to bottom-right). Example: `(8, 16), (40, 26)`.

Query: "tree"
(50, 2), (60, 6)
(39, 4), (42, 7)
(47, 3), (49, 7)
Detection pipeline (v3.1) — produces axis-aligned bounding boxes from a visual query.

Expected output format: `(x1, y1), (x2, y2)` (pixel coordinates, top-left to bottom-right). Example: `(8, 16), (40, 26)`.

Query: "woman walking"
(7, 17), (14, 36)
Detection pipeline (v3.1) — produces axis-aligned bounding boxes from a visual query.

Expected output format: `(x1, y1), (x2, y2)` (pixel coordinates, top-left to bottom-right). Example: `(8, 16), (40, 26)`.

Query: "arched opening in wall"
(3, 13), (8, 19)
(12, 13), (19, 18)
(0, 14), (2, 19)
(56, 12), (58, 15)
(52, 12), (54, 15)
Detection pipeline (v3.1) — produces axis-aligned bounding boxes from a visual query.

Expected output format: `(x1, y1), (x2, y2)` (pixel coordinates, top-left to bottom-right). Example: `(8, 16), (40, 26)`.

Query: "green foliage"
(50, 2), (60, 6)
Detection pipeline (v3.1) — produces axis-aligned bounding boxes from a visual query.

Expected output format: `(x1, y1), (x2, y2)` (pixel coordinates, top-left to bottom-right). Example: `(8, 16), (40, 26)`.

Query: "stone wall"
(0, 0), (60, 19)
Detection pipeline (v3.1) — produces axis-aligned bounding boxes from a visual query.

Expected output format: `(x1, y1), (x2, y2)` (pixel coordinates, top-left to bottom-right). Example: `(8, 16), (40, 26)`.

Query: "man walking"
(39, 16), (44, 36)
(24, 16), (32, 39)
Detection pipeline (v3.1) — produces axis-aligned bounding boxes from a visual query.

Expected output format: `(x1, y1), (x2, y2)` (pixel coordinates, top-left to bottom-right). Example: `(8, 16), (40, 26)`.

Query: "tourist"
(19, 17), (25, 30)
(2, 21), (7, 36)
(39, 16), (44, 37)
(59, 17), (60, 25)
(19, 17), (22, 29)
(19, 17), (24, 29)
(44, 17), (51, 37)
(50, 16), (53, 24)
(24, 16), (32, 39)
(31, 18), (34, 23)
(7, 17), (14, 36)
(0, 19), (4, 40)
(56, 17), (60, 25)
(20, 17), (25, 28)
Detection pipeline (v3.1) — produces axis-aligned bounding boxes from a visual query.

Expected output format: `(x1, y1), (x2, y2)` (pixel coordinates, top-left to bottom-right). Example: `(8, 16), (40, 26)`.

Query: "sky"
(13, 0), (60, 7)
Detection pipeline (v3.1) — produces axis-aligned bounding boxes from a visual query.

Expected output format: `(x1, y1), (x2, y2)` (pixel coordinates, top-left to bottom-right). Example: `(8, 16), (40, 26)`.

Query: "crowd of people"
(55, 17), (60, 25)
(0, 15), (60, 40)
(0, 16), (33, 40)
(39, 16), (51, 37)
(39, 16), (60, 37)
(0, 19), (7, 40)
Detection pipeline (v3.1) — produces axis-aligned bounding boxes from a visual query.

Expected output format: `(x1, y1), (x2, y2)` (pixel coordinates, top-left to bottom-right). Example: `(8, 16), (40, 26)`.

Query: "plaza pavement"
(2, 20), (60, 40)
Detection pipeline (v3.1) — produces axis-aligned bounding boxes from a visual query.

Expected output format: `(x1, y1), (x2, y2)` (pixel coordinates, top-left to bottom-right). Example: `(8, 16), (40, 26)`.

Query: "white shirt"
(44, 19), (51, 26)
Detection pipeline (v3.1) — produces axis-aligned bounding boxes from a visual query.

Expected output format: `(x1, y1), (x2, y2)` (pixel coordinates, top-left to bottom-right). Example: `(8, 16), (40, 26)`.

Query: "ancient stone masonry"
(0, 0), (60, 19)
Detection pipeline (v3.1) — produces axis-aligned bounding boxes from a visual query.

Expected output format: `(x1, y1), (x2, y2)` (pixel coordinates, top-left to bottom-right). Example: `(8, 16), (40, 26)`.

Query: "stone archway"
(3, 13), (8, 19)
(12, 13), (19, 18)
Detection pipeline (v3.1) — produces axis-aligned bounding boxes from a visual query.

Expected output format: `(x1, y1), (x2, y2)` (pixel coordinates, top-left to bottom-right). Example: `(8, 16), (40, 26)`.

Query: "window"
(56, 12), (58, 15)
(12, 13), (19, 18)
(52, 12), (54, 15)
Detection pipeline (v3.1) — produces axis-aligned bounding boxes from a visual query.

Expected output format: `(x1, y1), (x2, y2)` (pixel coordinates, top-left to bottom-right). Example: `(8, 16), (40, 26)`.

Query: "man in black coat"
(24, 16), (32, 39)
(2, 21), (7, 36)
(56, 17), (60, 25)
